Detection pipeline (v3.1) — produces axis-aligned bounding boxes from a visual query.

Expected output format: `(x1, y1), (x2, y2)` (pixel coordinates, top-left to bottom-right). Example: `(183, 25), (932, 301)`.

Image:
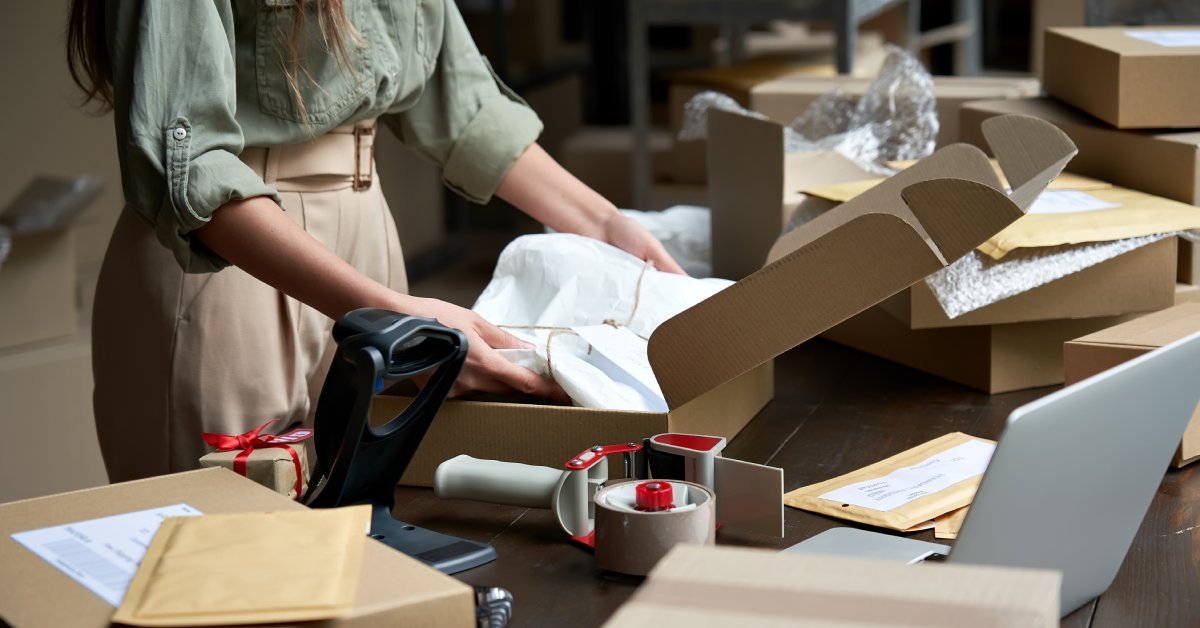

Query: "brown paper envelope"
(784, 433), (995, 532)
(112, 506), (369, 626)
(979, 185), (1200, 258)
(934, 506), (969, 539)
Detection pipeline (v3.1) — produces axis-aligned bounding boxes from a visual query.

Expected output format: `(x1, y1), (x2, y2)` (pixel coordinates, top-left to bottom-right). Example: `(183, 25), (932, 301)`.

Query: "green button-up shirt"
(109, 0), (543, 272)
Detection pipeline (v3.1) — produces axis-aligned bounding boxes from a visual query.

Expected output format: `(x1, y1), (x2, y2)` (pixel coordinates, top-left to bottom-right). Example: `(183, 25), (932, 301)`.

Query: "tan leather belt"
(240, 119), (377, 190)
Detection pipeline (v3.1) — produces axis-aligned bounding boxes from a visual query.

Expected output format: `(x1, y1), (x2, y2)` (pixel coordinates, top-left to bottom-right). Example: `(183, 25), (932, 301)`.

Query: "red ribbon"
(202, 420), (304, 499)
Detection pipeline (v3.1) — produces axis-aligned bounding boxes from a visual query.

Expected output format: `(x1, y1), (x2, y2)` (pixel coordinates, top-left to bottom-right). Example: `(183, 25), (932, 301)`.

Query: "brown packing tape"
(593, 480), (716, 576)
(784, 433), (996, 531)
(630, 578), (1046, 627)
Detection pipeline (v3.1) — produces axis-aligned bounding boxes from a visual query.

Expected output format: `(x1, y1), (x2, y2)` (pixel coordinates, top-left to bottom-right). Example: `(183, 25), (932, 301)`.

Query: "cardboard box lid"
(604, 545), (1061, 627)
(0, 468), (474, 628)
(648, 113), (1075, 409)
(1050, 26), (1200, 56)
(1071, 302), (1200, 350)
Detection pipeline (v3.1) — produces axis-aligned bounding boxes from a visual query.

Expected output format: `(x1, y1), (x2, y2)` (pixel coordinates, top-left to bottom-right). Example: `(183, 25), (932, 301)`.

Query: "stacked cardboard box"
(964, 26), (1200, 289)
(706, 94), (1199, 394)
(1064, 303), (1200, 467)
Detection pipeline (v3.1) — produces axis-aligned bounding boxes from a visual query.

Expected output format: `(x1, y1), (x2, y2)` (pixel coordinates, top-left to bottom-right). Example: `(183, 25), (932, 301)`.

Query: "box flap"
(649, 181), (1021, 409)
(981, 115), (1077, 211)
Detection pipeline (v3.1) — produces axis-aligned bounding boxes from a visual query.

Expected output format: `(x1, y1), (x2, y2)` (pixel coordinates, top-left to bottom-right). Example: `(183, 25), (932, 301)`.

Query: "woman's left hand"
(602, 214), (687, 275)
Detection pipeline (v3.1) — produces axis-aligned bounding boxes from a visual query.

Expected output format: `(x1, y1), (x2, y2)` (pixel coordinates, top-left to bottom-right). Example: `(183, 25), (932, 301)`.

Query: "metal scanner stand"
(303, 308), (497, 574)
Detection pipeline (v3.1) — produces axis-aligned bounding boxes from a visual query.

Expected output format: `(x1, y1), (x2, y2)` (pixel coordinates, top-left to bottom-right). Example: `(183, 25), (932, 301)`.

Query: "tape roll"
(593, 480), (716, 576)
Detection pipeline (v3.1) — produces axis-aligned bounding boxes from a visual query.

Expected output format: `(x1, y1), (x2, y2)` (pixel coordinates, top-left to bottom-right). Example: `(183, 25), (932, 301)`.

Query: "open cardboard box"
(710, 103), (1180, 328)
(381, 114), (1072, 487)
(671, 72), (1040, 185)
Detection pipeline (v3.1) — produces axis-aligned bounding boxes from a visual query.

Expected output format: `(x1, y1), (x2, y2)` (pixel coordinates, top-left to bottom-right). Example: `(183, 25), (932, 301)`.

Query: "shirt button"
(172, 127), (187, 141)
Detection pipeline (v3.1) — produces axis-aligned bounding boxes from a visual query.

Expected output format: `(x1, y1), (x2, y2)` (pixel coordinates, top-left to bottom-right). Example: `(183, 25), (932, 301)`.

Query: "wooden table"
(394, 340), (1200, 627)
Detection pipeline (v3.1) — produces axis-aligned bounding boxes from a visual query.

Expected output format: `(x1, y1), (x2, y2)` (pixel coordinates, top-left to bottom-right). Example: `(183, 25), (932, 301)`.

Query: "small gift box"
(199, 421), (313, 500)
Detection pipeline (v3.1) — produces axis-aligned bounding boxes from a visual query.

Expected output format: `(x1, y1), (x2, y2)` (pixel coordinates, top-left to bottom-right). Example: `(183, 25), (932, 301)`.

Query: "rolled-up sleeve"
(115, 0), (280, 273)
(381, 0), (543, 204)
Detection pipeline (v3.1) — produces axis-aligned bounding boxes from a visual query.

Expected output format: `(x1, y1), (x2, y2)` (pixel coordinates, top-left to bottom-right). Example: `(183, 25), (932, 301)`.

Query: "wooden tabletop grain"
(393, 340), (1200, 628)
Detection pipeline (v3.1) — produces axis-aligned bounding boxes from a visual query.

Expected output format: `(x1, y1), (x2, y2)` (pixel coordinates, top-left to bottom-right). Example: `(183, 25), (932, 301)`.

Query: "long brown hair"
(67, 0), (357, 121)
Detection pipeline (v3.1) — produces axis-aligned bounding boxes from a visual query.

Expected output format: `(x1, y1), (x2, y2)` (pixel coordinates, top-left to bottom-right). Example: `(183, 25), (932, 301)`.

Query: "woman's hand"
(496, 144), (688, 275)
(410, 297), (570, 402)
(601, 213), (686, 275)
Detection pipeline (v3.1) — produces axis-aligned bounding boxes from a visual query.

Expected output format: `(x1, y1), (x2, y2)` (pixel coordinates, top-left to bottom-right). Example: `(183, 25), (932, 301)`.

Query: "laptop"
(787, 331), (1200, 616)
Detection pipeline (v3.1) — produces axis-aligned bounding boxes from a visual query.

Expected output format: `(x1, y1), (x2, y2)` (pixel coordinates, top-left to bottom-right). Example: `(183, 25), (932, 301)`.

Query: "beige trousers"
(93, 124), (408, 483)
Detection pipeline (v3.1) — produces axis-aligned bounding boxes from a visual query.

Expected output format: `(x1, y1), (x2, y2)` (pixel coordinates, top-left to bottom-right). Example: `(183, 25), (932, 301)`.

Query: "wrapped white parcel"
(472, 234), (732, 411)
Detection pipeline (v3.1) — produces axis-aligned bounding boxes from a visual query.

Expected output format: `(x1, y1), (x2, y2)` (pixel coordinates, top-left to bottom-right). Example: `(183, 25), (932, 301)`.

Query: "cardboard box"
(603, 545), (1061, 627)
(669, 72), (1040, 184)
(384, 115), (1050, 486)
(460, 0), (565, 72)
(1064, 303), (1200, 467)
(560, 127), (673, 209)
(881, 236), (1177, 329)
(960, 98), (1200, 205)
(0, 468), (475, 627)
(0, 333), (107, 503)
(825, 282), (1198, 395)
(825, 302), (1140, 394)
(706, 104), (1074, 281)
(1179, 235), (1200, 284)
(522, 72), (584, 159)
(376, 131), (446, 261)
(1044, 27), (1200, 129)
(0, 228), (77, 349)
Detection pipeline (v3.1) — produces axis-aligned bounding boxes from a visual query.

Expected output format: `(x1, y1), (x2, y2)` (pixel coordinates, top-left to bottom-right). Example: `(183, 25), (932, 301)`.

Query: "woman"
(67, 0), (684, 482)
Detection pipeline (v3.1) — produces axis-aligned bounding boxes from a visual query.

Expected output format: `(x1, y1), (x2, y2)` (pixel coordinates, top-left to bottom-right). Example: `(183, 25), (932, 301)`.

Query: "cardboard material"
(708, 109), (1074, 280)
(0, 468), (475, 628)
(386, 115), (1055, 487)
(198, 437), (312, 500)
(1064, 303), (1200, 467)
(885, 238), (1177, 329)
(0, 228), (77, 349)
(960, 97), (1200, 205)
(670, 72), (1040, 184)
(1044, 27), (1200, 128)
(1181, 236), (1200, 285)
(603, 545), (1062, 628)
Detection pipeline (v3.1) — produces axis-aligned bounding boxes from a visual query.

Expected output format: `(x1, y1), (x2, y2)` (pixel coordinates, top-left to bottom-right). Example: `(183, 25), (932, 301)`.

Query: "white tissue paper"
(619, 206), (713, 278)
(473, 234), (732, 411)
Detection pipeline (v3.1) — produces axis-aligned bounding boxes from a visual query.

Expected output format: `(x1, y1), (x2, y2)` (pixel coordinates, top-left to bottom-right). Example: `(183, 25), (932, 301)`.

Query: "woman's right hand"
(410, 297), (570, 403)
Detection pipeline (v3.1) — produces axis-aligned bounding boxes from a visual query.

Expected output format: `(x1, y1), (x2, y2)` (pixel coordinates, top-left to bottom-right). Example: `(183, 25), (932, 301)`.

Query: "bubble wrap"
(926, 233), (1198, 319)
(678, 45), (938, 175)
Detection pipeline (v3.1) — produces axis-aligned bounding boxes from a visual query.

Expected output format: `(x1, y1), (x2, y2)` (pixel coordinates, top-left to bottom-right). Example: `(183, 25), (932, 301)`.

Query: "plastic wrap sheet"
(926, 233), (1194, 319)
(678, 46), (938, 175)
(472, 234), (732, 411)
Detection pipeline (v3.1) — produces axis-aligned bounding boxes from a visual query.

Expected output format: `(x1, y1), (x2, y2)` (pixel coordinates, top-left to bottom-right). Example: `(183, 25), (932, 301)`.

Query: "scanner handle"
(434, 455), (564, 509)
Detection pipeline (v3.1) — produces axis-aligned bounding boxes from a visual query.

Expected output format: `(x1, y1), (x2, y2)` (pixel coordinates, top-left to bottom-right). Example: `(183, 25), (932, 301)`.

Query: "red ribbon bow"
(203, 420), (304, 499)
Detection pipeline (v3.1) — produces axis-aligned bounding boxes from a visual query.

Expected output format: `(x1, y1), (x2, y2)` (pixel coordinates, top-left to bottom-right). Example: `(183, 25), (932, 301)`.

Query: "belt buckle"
(354, 126), (375, 191)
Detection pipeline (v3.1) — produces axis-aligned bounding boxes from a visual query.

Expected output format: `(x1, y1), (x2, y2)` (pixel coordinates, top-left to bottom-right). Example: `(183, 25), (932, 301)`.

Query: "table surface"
(394, 339), (1200, 628)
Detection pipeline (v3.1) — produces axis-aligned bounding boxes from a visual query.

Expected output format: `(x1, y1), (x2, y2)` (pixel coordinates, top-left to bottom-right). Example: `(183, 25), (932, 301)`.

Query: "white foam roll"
(592, 480), (716, 576)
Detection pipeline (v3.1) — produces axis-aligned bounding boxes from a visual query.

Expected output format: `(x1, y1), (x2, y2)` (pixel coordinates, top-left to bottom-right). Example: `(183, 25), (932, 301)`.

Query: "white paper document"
(1028, 190), (1120, 215)
(11, 503), (202, 607)
(1125, 29), (1200, 47)
(820, 440), (995, 512)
